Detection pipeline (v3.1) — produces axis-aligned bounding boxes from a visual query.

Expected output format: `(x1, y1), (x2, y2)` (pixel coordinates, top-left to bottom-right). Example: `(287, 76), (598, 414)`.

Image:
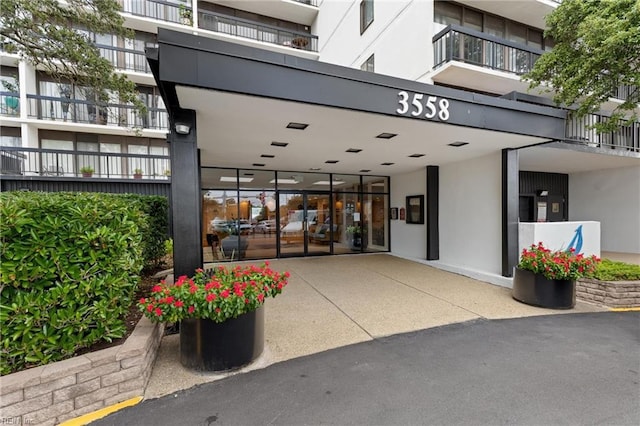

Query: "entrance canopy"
(148, 29), (567, 176)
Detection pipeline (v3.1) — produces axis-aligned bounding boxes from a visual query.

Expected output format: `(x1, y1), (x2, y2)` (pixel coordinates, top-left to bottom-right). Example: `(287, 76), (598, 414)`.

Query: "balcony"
(25, 94), (169, 131)
(1, 92), (20, 117)
(565, 114), (640, 153)
(453, 0), (558, 30)
(198, 10), (318, 52)
(431, 25), (544, 95)
(118, 0), (191, 25)
(96, 43), (153, 74)
(0, 146), (171, 180)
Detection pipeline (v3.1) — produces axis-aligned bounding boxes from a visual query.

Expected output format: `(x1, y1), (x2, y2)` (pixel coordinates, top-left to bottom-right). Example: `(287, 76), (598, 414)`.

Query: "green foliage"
(0, 192), (144, 375)
(594, 259), (640, 281)
(164, 238), (173, 257)
(0, 0), (146, 118)
(524, 0), (639, 133)
(114, 194), (169, 270)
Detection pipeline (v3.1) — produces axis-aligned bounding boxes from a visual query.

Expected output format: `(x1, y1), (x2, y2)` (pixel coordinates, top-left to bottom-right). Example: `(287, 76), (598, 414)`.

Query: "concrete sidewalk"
(143, 254), (604, 399)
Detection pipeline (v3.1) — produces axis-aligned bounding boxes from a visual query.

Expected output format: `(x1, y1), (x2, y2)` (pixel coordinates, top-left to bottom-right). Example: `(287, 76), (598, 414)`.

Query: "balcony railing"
(0, 146), (171, 180)
(198, 10), (318, 52)
(433, 24), (544, 76)
(96, 43), (155, 74)
(118, 0), (191, 25)
(25, 94), (169, 131)
(565, 114), (640, 152)
(292, 0), (318, 6)
(612, 84), (638, 102)
(1, 92), (20, 116)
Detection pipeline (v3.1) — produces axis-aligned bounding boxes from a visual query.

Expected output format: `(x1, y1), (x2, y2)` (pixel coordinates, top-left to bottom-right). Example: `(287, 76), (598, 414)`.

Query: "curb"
(58, 396), (143, 425)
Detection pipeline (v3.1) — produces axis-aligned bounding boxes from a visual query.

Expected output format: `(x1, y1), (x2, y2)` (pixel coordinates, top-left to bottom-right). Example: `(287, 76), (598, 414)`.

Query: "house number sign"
(396, 90), (450, 121)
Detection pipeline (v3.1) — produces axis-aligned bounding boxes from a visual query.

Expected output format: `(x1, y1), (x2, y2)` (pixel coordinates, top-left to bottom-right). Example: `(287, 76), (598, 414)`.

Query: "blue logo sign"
(566, 225), (583, 254)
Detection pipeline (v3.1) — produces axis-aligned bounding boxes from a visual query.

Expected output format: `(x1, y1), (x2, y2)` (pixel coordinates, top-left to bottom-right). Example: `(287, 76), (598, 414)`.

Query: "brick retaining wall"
(0, 317), (163, 426)
(577, 278), (640, 308)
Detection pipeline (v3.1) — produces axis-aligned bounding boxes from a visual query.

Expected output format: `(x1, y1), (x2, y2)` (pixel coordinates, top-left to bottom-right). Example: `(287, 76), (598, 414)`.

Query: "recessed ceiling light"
(312, 180), (345, 186)
(309, 167), (321, 171)
(325, 160), (339, 164)
(221, 176), (253, 182)
(346, 148), (362, 153)
(376, 133), (397, 139)
(269, 178), (298, 184)
(381, 162), (394, 166)
(261, 154), (275, 158)
(252, 163), (265, 167)
(448, 142), (469, 147)
(409, 153), (425, 158)
(360, 169), (371, 173)
(287, 122), (308, 130)
(271, 141), (288, 147)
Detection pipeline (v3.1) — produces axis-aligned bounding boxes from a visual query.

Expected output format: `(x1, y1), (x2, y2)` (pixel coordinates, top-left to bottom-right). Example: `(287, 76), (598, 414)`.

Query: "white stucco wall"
(438, 152), (503, 276)
(390, 168), (427, 259)
(316, 0), (433, 81)
(569, 165), (640, 254)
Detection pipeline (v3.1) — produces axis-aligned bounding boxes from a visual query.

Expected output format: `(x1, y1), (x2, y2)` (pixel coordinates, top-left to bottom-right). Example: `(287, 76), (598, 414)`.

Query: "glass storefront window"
(202, 167), (238, 189)
(332, 174), (361, 192)
(363, 175), (388, 193)
(238, 169), (276, 191)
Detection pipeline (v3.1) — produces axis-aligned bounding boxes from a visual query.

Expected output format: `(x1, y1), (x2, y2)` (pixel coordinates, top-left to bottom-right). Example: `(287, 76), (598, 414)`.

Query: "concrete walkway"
(143, 254), (604, 399)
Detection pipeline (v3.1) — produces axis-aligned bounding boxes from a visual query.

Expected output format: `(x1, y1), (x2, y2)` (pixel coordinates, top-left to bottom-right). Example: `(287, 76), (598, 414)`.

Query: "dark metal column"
(426, 166), (439, 260)
(502, 149), (519, 277)
(169, 109), (203, 278)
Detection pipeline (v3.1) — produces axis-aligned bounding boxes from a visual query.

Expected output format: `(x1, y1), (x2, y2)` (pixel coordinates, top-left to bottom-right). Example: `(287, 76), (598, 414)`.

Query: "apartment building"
(1, 1), (638, 283)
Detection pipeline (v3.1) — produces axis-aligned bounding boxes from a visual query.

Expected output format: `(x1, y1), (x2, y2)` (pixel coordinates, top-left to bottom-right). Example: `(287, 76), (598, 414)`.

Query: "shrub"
(115, 194), (169, 270)
(593, 259), (640, 281)
(0, 192), (144, 375)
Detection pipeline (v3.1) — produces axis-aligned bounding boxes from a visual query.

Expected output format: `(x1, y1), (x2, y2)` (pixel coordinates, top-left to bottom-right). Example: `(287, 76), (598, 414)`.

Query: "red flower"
(188, 306), (195, 314)
(221, 289), (230, 298)
(189, 286), (197, 294)
(206, 293), (217, 302)
(257, 294), (264, 303)
(139, 297), (146, 304)
(284, 271), (291, 278)
(152, 285), (163, 293)
(196, 268), (203, 273)
(277, 283), (283, 290)
(155, 307), (162, 316)
(146, 304), (154, 312)
(174, 300), (184, 308)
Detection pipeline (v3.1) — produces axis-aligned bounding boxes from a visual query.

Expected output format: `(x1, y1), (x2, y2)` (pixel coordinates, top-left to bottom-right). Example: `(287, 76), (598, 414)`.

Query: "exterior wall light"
(175, 123), (191, 135)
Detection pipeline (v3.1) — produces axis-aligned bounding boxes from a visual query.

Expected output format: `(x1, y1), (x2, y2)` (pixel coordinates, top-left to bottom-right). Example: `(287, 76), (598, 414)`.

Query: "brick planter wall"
(577, 278), (640, 308)
(0, 317), (163, 426)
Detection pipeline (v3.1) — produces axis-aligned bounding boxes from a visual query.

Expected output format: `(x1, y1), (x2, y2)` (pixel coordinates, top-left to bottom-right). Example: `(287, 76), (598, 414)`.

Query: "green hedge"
(114, 194), (169, 270)
(0, 192), (145, 375)
(594, 259), (640, 281)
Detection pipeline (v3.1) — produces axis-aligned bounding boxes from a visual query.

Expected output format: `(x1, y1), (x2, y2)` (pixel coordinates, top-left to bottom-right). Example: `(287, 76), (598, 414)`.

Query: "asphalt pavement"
(94, 311), (640, 426)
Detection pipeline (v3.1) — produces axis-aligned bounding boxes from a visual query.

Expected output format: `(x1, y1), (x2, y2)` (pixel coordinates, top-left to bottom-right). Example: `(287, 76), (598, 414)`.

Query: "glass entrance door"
(279, 191), (332, 257)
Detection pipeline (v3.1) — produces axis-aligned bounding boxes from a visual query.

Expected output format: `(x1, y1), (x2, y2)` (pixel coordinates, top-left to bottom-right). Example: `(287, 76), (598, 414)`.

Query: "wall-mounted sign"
(396, 91), (450, 121)
(399, 207), (405, 221)
(390, 207), (398, 220)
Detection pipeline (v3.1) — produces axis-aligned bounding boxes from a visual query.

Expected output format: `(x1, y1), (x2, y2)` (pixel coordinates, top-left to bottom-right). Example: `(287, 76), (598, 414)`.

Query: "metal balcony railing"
(433, 24), (544, 76)
(96, 43), (155, 74)
(118, 0), (192, 25)
(292, 0), (319, 6)
(25, 94), (169, 131)
(565, 114), (640, 152)
(0, 146), (171, 180)
(198, 10), (318, 52)
(1, 92), (20, 116)
(611, 84), (638, 102)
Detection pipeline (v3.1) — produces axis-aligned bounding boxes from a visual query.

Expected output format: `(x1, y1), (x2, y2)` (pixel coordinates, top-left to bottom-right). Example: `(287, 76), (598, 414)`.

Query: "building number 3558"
(396, 91), (450, 121)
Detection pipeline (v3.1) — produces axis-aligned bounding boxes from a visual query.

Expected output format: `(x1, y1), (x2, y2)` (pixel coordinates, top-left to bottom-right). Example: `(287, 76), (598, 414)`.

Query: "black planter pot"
(512, 267), (576, 309)
(179, 306), (264, 371)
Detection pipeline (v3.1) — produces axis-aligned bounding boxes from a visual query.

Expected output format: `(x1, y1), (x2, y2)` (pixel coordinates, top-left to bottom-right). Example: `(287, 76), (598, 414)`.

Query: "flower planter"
(512, 267), (576, 309)
(179, 306), (265, 371)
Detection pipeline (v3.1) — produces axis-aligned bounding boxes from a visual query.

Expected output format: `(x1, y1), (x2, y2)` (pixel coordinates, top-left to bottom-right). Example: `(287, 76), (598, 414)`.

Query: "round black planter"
(179, 306), (264, 371)
(512, 267), (576, 309)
